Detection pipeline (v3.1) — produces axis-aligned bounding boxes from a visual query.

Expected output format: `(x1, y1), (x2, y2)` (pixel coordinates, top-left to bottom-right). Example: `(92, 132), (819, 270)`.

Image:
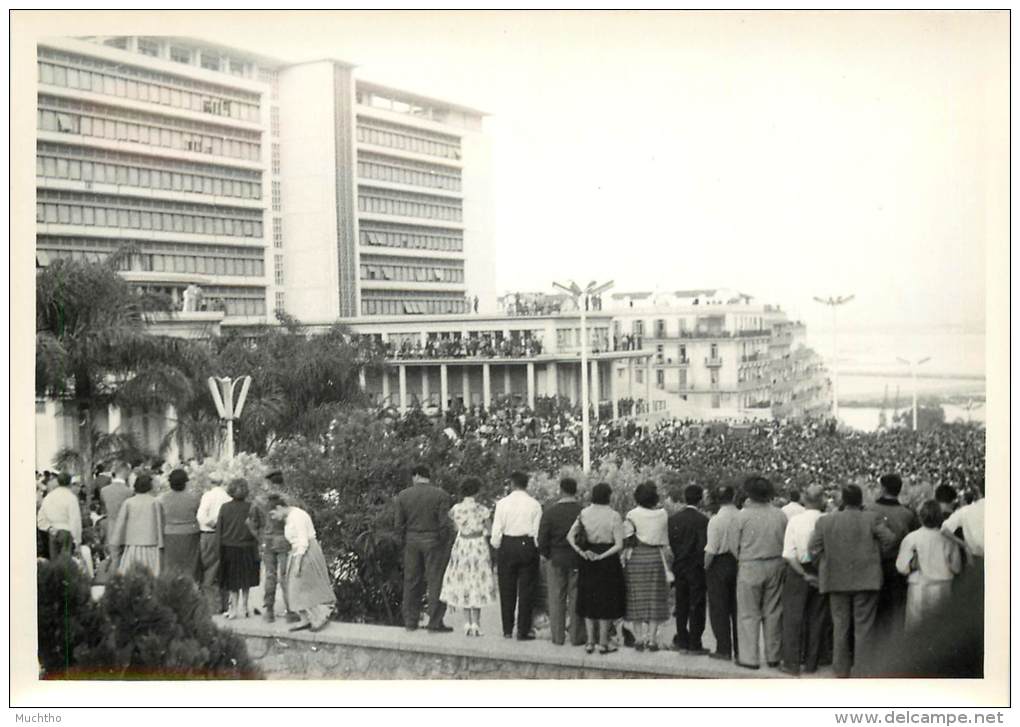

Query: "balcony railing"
(705, 356), (723, 367)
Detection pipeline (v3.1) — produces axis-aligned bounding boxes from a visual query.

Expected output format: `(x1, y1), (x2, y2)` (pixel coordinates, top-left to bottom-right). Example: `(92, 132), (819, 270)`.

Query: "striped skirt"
(624, 544), (670, 622)
(118, 545), (161, 578)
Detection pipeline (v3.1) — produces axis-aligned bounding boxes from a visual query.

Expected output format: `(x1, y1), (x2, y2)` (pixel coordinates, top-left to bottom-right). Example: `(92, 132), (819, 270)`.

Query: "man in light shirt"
(780, 484), (826, 676)
(941, 478), (984, 561)
(781, 488), (806, 519)
(100, 461), (133, 544)
(703, 485), (741, 661)
(197, 476), (232, 615)
(37, 472), (82, 559)
(490, 470), (542, 640)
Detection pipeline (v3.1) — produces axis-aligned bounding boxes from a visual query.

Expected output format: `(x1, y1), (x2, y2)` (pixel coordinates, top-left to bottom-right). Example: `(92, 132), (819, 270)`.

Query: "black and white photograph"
(9, 8), (1009, 715)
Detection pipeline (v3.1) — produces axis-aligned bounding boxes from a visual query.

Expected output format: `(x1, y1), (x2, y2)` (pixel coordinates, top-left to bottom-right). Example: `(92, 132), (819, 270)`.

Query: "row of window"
(37, 153), (262, 200)
(272, 218), (283, 248)
(356, 156), (461, 192)
(361, 297), (471, 316)
(37, 198), (264, 239)
(185, 285), (267, 317)
(39, 98), (261, 162)
(38, 58), (261, 123)
(357, 119), (461, 160)
(37, 246), (265, 278)
(39, 235), (265, 259)
(92, 39), (255, 82)
(358, 189), (462, 222)
(360, 263), (464, 283)
(360, 226), (462, 253)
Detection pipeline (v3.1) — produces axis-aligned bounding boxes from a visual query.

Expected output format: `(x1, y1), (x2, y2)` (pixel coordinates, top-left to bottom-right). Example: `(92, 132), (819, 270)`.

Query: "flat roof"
(357, 79), (488, 118)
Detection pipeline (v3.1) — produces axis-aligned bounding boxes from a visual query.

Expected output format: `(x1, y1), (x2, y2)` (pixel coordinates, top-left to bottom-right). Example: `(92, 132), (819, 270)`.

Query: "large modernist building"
(35, 35), (496, 329)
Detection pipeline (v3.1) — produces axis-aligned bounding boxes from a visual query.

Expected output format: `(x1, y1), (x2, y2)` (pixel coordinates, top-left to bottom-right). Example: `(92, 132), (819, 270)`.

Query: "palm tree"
(36, 251), (202, 503)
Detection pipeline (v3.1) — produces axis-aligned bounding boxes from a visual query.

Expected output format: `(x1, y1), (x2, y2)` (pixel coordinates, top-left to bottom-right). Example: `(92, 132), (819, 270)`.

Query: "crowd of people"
(393, 465), (985, 676)
(36, 465), (337, 633)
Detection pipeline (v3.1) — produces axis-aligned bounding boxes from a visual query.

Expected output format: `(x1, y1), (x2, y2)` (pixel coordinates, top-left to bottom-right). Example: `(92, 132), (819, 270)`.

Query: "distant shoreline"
(840, 371), (986, 381)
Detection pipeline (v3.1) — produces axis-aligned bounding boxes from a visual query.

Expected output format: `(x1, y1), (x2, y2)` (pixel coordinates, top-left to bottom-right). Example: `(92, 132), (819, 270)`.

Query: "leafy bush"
(37, 559), (261, 679)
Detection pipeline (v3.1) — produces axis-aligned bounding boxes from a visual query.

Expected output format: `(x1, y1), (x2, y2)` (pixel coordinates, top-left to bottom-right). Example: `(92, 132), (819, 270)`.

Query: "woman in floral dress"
(440, 478), (497, 636)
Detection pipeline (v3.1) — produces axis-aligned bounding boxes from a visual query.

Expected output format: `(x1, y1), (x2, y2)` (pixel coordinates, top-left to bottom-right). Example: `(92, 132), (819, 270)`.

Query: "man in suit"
(394, 465), (453, 632)
(867, 473), (920, 642)
(668, 484), (709, 655)
(809, 484), (897, 677)
(537, 477), (584, 646)
(100, 461), (133, 544)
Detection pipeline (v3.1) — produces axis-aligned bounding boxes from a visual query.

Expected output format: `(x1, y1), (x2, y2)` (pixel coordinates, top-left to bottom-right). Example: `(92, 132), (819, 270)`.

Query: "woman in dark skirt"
(567, 482), (626, 654)
(217, 477), (260, 619)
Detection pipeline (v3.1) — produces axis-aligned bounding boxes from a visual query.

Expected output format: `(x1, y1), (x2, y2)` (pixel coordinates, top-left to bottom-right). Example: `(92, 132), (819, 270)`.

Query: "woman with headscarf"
(266, 494), (336, 632)
(109, 472), (164, 577)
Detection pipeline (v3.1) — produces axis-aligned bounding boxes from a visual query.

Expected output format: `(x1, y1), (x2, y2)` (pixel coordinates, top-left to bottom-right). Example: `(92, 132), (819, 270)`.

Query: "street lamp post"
(553, 279), (614, 472)
(207, 375), (252, 459)
(896, 356), (931, 431)
(812, 294), (855, 422)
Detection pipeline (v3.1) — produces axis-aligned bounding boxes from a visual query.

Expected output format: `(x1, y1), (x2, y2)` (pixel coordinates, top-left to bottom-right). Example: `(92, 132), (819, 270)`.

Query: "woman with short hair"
(622, 481), (672, 651)
(109, 472), (164, 577)
(267, 494), (337, 632)
(568, 482), (626, 654)
(217, 478), (260, 619)
(440, 477), (497, 636)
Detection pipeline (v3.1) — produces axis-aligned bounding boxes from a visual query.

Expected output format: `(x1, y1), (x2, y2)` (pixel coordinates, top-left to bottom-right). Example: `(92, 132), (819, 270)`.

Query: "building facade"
(35, 36), (496, 327)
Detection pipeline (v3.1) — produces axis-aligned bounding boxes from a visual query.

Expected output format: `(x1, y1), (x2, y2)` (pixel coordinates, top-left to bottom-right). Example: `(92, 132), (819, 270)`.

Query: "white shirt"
(283, 507), (317, 556)
(782, 501), (806, 519)
(942, 499), (985, 557)
(782, 509), (823, 563)
(196, 486), (232, 532)
(623, 506), (670, 546)
(37, 487), (82, 545)
(490, 489), (542, 549)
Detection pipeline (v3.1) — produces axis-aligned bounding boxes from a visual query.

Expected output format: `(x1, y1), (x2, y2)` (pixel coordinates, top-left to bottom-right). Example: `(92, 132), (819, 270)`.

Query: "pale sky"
(169, 11), (1006, 332)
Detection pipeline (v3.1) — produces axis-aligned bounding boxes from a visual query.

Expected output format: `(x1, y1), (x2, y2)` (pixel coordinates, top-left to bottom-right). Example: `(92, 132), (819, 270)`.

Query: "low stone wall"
(220, 619), (787, 680)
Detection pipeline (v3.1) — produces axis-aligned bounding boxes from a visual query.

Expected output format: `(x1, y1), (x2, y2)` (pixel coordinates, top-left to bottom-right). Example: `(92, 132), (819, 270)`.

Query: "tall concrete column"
(645, 356), (653, 418)
(547, 362), (558, 398)
(165, 404), (181, 464)
(526, 362), (535, 411)
(108, 404), (121, 433)
(382, 368), (390, 404)
(628, 359), (634, 402)
(421, 368), (430, 406)
(462, 366), (471, 407)
(440, 364), (449, 413)
(503, 366), (511, 398)
(358, 368), (367, 391)
(590, 359), (600, 421)
(482, 363), (492, 410)
(611, 359), (619, 420)
(398, 365), (408, 414)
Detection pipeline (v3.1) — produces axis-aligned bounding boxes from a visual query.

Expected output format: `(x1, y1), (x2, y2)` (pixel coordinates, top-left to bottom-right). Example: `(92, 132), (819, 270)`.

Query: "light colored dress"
(283, 507), (336, 628)
(896, 527), (963, 631)
(440, 498), (497, 609)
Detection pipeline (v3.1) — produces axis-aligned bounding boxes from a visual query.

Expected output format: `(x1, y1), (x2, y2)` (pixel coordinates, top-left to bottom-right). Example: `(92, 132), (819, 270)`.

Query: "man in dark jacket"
(537, 477), (584, 646)
(867, 473), (920, 641)
(809, 484), (897, 677)
(668, 484), (709, 654)
(394, 465), (453, 632)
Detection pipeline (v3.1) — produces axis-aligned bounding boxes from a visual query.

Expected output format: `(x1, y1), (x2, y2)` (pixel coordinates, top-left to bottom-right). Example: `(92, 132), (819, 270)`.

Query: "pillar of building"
(628, 358), (635, 404)
(526, 362), (535, 411)
(398, 365), (408, 414)
(108, 404), (121, 434)
(610, 359), (619, 420)
(590, 359), (600, 421)
(421, 368), (430, 406)
(482, 363), (492, 410)
(503, 366), (511, 398)
(358, 368), (367, 392)
(546, 362), (558, 398)
(165, 404), (181, 464)
(462, 366), (471, 407)
(440, 364), (449, 413)
(645, 356), (653, 418)
(381, 368), (390, 404)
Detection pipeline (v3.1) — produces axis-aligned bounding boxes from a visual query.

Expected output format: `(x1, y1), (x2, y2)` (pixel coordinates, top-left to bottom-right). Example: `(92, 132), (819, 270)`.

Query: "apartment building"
(34, 36), (495, 327)
(608, 289), (832, 418)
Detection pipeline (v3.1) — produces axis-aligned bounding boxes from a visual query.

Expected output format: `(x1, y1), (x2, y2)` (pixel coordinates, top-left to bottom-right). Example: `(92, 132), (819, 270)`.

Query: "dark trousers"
(262, 548), (290, 612)
(875, 560), (908, 641)
(48, 529), (74, 560)
(199, 532), (228, 614)
(781, 565), (827, 673)
(673, 560), (707, 649)
(829, 590), (879, 678)
(706, 553), (739, 658)
(402, 533), (449, 629)
(497, 536), (539, 637)
(545, 560), (584, 645)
